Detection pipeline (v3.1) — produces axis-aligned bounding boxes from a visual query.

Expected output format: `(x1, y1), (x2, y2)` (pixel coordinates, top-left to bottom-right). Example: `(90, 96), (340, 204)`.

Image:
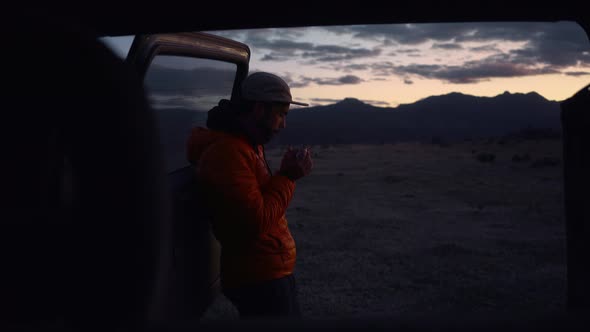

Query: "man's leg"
(223, 274), (301, 319)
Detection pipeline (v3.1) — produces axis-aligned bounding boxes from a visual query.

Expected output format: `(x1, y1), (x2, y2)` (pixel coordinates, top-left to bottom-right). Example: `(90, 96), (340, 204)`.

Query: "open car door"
(125, 32), (250, 322)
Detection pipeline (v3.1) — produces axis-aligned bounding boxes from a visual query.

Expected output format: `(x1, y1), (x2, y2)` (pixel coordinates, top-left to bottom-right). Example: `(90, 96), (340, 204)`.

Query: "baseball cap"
(241, 72), (309, 106)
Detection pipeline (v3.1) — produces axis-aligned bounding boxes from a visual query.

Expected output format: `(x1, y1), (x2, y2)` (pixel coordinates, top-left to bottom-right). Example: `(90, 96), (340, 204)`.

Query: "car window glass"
(144, 55), (237, 172)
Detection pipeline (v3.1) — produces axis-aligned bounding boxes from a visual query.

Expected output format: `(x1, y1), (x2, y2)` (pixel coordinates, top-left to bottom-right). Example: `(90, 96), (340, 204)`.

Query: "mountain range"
(156, 91), (562, 150)
(272, 91), (561, 146)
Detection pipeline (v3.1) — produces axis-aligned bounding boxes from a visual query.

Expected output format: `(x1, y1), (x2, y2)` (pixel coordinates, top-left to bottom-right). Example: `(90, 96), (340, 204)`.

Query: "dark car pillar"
(561, 83), (590, 312)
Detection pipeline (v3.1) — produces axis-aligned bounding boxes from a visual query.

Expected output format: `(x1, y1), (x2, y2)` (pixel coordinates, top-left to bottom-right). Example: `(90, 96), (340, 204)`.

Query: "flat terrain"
(201, 138), (566, 320)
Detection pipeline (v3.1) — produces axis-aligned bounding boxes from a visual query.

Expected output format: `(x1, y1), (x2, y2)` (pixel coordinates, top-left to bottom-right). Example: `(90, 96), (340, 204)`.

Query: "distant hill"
(153, 91), (562, 149)
(274, 91), (561, 146)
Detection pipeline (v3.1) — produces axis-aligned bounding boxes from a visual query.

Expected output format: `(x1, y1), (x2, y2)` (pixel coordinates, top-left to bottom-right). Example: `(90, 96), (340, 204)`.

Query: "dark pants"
(223, 274), (301, 319)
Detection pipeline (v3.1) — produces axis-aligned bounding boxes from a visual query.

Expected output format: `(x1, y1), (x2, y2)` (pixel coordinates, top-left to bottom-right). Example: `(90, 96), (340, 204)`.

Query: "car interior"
(3, 1), (589, 330)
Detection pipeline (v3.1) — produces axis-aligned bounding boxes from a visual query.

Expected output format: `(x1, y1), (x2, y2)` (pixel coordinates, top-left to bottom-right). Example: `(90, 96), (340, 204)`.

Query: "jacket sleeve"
(198, 142), (295, 235)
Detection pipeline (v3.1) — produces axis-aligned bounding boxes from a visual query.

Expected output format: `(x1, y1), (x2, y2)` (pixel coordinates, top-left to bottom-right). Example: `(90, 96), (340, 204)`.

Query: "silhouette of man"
(186, 72), (313, 319)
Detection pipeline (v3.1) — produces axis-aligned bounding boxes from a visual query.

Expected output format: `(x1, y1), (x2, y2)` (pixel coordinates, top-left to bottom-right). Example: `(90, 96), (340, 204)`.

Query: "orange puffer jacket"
(186, 127), (296, 289)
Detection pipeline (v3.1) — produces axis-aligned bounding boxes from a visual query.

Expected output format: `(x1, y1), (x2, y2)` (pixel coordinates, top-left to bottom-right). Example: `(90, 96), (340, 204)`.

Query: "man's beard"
(255, 119), (274, 144)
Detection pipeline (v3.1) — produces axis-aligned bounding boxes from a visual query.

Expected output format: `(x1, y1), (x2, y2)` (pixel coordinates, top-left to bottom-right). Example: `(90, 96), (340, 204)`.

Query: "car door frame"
(125, 31), (251, 322)
(126, 31), (250, 100)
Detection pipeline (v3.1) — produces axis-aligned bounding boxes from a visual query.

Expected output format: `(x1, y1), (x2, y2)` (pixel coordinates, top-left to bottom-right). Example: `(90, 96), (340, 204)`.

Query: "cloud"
(300, 46), (381, 62)
(322, 24), (469, 44)
(368, 61), (397, 76)
(509, 26), (590, 68)
(289, 75), (364, 87)
(469, 44), (501, 53)
(322, 22), (589, 71)
(207, 28), (310, 44)
(322, 23), (545, 45)
(339, 63), (370, 72)
(311, 75), (364, 85)
(144, 64), (235, 98)
(287, 80), (312, 88)
(564, 71), (590, 77)
(224, 30), (383, 63)
(404, 78), (414, 85)
(310, 98), (342, 104)
(432, 43), (463, 50)
(397, 48), (421, 54)
(336, 75), (364, 84)
(279, 73), (311, 88)
(255, 43), (381, 63)
(150, 96), (198, 109)
(206, 23), (589, 85)
(250, 39), (315, 52)
(260, 53), (290, 61)
(361, 99), (391, 107)
(393, 55), (560, 84)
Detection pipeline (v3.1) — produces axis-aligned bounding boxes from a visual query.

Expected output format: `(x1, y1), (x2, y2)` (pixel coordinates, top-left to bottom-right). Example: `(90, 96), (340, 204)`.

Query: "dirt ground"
(200, 138), (566, 321)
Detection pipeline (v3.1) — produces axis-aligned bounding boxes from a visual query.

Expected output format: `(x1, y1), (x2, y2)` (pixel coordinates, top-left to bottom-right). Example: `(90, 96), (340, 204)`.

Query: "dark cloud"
(508, 25), (590, 68)
(322, 23), (550, 44)
(207, 28), (311, 46)
(394, 57), (560, 84)
(214, 23), (589, 69)
(322, 24), (468, 44)
(339, 64), (370, 72)
(150, 96), (197, 109)
(230, 31), (383, 63)
(289, 75), (364, 87)
(432, 43), (463, 50)
(337, 75), (364, 84)
(310, 98), (342, 104)
(311, 75), (363, 85)
(144, 64), (235, 97)
(362, 99), (391, 107)
(301, 46), (381, 62)
(205, 23), (589, 85)
(280, 74), (311, 88)
(249, 39), (315, 52)
(404, 78), (414, 85)
(368, 61), (397, 76)
(331, 62), (398, 76)
(397, 48), (421, 54)
(322, 22), (589, 70)
(204, 30), (246, 40)
(565, 71), (590, 77)
(260, 53), (290, 61)
(469, 44), (501, 53)
(287, 81), (312, 88)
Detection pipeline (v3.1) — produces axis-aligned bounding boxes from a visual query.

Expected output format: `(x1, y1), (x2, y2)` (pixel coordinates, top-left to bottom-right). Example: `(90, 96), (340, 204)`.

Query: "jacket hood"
(186, 127), (232, 165)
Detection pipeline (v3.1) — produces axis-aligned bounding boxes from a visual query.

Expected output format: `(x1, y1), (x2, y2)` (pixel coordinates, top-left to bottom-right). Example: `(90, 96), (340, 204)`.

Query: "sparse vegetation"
(512, 153), (532, 162)
(531, 157), (561, 168)
(476, 152), (496, 163)
(383, 175), (406, 184)
(507, 127), (562, 141)
(202, 140), (565, 321)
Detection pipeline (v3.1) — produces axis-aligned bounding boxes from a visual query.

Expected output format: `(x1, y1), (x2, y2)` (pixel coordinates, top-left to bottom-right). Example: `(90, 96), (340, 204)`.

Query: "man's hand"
(278, 146), (313, 181)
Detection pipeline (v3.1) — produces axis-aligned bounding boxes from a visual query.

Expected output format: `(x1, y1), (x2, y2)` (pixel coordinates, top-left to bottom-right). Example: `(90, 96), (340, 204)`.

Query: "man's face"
(255, 102), (290, 144)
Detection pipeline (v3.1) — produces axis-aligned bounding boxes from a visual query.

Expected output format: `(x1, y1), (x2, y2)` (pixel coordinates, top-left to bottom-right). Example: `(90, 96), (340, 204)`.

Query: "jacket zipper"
(261, 145), (273, 175)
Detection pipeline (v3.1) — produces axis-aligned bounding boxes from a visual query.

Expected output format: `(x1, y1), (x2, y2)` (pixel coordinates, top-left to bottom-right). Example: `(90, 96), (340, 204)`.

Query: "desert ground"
(200, 137), (566, 321)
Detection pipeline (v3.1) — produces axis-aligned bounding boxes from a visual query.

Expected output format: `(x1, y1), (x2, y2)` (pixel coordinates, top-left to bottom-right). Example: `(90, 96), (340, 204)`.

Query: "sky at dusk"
(102, 21), (589, 108)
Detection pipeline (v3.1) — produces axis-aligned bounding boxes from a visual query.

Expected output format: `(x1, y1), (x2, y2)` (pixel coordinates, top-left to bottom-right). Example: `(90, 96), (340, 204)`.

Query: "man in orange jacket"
(186, 72), (313, 319)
